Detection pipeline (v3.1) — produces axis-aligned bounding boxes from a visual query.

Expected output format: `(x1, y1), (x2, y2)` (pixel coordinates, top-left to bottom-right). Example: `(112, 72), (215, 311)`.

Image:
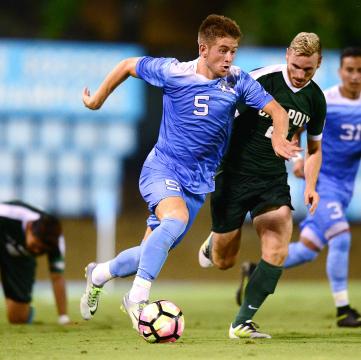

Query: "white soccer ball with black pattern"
(138, 300), (185, 343)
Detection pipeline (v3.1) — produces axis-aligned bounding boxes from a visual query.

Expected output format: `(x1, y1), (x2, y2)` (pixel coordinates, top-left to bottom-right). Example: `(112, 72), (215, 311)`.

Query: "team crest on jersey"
(218, 79), (236, 94)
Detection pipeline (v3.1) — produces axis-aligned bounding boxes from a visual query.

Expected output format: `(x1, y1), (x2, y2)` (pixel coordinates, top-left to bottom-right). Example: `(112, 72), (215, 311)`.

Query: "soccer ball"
(138, 300), (185, 343)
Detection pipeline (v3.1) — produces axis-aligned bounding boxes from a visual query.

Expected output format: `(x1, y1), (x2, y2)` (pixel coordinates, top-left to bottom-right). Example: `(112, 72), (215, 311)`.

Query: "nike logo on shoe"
(248, 305), (258, 310)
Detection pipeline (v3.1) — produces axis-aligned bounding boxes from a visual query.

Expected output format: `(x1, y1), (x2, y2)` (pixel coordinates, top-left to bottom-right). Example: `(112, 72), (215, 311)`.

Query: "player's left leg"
(231, 205), (292, 338)
(326, 230), (361, 327)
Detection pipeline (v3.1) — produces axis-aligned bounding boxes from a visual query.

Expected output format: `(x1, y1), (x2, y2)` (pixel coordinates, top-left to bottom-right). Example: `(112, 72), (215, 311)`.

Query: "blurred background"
(0, 0), (360, 282)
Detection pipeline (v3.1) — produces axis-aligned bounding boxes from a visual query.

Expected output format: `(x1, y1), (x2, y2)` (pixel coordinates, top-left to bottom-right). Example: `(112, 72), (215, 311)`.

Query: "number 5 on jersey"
(193, 95), (210, 116)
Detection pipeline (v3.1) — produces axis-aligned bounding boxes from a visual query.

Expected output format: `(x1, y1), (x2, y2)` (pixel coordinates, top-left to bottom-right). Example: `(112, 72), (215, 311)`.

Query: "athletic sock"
(129, 276), (152, 303)
(284, 241), (318, 268)
(233, 259), (283, 326)
(91, 261), (112, 286)
(326, 231), (351, 299)
(108, 246), (141, 278)
(136, 217), (187, 281)
(333, 290), (349, 308)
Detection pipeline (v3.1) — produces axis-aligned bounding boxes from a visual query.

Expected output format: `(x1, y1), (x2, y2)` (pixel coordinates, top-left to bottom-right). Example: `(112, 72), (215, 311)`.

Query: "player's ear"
(199, 43), (208, 58)
(317, 55), (322, 68)
(285, 47), (290, 61)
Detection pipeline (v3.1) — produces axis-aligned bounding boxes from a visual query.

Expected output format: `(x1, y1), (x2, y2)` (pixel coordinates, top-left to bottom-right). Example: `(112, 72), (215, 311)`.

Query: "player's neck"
(339, 85), (360, 100)
(196, 58), (218, 80)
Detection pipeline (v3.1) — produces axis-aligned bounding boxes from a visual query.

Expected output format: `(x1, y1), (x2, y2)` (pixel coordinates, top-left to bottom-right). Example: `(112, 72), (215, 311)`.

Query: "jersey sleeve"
(306, 88), (327, 140)
(135, 56), (176, 87)
(47, 235), (65, 273)
(235, 71), (273, 110)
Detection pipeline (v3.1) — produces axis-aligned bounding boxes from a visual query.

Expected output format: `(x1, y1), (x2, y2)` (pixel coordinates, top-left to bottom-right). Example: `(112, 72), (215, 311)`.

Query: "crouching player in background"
(0, 200), (70, 324)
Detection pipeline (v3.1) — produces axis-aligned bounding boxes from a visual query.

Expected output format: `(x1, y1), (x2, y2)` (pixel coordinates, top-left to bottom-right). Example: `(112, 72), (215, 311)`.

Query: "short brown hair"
(198, 14), (242, 46)
(31, 214), (62, 250)
(289, 32), (321, 56)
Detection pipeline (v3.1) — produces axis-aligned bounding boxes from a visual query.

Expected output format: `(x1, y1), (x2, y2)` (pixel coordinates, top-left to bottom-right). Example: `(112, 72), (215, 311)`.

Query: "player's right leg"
(121, 166), (206, 331)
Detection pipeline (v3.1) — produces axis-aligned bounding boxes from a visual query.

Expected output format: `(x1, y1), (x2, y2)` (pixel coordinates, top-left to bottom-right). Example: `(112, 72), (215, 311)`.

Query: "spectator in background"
(0, 200), (70, 325)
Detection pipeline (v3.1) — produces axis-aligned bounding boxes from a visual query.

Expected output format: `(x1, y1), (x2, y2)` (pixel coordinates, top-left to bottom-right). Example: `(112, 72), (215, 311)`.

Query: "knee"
(329, 231), (351, 252)
(263, 245), (289, 266)
(8, 312), (29, 324)
(6, 300), (32, 324)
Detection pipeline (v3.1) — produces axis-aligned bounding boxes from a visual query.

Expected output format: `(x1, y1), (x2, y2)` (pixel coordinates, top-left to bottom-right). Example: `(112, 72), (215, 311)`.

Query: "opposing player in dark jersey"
(0, 200), (70, 324)
(198, 32), (326, 338)
(79, 14), (300, 332)
(285, 47), (361, 327)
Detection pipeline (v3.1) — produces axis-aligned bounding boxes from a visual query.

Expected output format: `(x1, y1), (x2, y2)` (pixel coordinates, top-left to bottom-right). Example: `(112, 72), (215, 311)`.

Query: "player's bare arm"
(291, 128), (305, 178)
(82, 57), (140, 110)
(262, 99), (302, 160)
(50, 272), (70, 324)
(303, 138), (322, 214)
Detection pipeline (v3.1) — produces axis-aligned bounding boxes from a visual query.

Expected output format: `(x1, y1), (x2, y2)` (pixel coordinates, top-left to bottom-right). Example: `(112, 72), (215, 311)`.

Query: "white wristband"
(58, 314), (70, 325)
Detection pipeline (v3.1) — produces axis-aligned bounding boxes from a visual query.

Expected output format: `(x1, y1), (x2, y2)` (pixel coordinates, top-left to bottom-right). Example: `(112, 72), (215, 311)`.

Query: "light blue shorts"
(300, 192), (349, 248)
(139, 165), (206, 248)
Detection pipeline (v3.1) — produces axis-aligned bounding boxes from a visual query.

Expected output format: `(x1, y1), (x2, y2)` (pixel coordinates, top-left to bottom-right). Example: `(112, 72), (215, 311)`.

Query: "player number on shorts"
(340, 123), (361, 141)
(327, 202), (343, 219)
(165, 179), (181, 192)
(193, 95), (210, 116)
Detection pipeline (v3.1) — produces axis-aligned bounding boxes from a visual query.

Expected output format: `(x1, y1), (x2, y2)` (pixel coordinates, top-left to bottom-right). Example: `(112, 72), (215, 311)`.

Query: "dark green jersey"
(221, 64), (326, 176)
(0, 200), (65, 273)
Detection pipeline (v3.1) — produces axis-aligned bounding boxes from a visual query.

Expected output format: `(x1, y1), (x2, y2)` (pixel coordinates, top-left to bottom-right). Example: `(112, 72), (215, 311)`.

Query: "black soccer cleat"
(337, 307), (361, 328)
(235, 261), (257, 306)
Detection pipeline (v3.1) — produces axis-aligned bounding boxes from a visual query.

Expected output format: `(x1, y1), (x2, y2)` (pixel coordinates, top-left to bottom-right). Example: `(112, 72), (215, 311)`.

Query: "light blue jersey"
(136, 56), (273, 194)
(319, 85), (361, 202)
(301, 85), (361, 246)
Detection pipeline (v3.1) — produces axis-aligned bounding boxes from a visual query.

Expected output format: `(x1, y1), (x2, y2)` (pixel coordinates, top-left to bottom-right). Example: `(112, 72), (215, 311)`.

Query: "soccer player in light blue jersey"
(79, 14), (300, 331)
(285, 47), (361, 327)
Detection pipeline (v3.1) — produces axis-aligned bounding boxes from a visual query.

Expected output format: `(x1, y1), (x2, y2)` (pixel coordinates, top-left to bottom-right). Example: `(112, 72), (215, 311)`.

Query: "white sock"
(129, 276), (152, 303)
(91, 261), (112, 286)
(333, 290), (349, 307)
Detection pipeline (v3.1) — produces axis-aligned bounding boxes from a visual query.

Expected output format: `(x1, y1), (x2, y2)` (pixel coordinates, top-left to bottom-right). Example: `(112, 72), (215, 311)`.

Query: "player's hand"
(58, 314), (71, 325)
(271, 135), (302, 160)
(82, 87), (101, 110)
(292, 158), (305, 178)
(304, 188), (319, 215)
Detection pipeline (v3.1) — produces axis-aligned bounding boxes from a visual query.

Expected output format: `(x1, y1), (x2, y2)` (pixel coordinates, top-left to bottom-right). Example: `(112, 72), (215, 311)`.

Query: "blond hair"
(289, 32), (321, 56)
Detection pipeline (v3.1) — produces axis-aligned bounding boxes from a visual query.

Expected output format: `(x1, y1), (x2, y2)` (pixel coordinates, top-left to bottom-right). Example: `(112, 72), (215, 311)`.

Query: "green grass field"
(1, 281), (361, 360)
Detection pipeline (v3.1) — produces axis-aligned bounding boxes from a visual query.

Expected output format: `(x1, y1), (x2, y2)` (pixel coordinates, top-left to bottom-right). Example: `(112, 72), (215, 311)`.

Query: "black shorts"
(0, 244), (35, 303)
(211, 170), (293, 233)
